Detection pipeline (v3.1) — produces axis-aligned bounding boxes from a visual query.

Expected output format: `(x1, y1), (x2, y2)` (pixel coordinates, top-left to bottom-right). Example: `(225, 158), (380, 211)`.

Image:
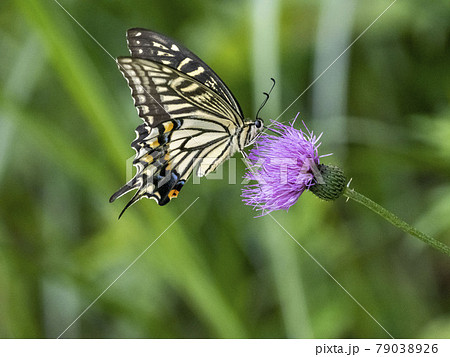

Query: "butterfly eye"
(255, 119), (263, 129)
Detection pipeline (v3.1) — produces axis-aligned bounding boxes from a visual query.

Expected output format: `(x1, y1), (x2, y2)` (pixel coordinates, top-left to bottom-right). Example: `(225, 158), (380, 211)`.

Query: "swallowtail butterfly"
(110, 28), (264, 217)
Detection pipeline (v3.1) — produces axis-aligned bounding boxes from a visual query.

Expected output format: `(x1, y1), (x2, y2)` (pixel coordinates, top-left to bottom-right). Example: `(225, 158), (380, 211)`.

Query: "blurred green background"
(1, 0), (449, 338)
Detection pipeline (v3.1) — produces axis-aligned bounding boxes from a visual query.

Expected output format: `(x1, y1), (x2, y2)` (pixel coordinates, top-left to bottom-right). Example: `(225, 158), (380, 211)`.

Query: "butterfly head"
(252, 118), (264, 139)
(242, 118), (264, 147)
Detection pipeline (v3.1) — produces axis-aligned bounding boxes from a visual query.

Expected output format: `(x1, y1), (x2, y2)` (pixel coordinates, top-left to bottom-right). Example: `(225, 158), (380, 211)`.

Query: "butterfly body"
(111, 29), (263, 216)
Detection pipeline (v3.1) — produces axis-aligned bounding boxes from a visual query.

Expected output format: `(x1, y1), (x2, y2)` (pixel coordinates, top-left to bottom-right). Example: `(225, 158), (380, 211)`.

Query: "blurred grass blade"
(16, 0), (126, 173)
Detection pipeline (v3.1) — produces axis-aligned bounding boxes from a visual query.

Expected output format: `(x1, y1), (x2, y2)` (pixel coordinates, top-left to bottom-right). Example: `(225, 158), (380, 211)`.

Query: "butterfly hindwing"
(111, 56), (239, 213)
(109, 122), (189, 217)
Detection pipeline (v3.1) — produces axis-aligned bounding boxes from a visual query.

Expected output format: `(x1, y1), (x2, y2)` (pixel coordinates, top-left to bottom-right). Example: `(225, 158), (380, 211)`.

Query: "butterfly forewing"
(117, 57), (243, 128)
(126, 28), (243, 117)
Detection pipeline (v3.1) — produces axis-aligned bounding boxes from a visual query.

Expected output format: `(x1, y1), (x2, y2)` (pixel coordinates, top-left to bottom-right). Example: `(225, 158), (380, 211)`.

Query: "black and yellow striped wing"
(110, 29), (247, 217)
(125, 28), (244, 119)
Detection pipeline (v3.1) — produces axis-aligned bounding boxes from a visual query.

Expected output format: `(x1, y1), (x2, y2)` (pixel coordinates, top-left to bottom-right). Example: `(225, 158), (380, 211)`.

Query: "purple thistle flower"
(242, 116), (330, 216)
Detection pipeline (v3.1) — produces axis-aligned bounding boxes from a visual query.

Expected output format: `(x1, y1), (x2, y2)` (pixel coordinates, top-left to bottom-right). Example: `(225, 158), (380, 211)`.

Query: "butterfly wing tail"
(110, 142), (188, 217)
(110, 176), (143, 219)
(110, 181), (138, 203)
(117, 190), (142, 220)
(111, 171), (186, 219)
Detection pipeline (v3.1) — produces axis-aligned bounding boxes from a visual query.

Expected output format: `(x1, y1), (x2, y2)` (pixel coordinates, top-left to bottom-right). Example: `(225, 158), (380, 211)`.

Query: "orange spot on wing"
(142, 155), (153, 163)
(150, 139), (159, 148)
(164, 153), (171, 170)
(168, 189), (179, 199)
(163, 121), (174, 133)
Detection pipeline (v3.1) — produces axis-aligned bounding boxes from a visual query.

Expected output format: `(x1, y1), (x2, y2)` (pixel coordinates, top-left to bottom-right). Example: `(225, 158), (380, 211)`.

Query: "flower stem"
(343, 187), (450, 257)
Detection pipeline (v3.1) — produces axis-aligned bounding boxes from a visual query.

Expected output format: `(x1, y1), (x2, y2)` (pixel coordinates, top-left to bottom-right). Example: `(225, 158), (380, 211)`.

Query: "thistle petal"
(241, 117), (329, 216)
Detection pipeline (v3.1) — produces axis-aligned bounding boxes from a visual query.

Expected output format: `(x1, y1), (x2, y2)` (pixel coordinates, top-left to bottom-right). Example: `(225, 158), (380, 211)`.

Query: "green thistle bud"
(309, 164), (347, 201)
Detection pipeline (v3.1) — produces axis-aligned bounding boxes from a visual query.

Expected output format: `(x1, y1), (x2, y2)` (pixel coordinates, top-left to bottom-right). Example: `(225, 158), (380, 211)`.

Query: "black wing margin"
(126, 28), (243, 118)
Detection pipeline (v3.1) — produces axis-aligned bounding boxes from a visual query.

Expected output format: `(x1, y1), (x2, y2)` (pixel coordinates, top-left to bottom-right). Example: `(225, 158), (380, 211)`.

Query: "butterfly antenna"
(255, 78), (276, 120)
